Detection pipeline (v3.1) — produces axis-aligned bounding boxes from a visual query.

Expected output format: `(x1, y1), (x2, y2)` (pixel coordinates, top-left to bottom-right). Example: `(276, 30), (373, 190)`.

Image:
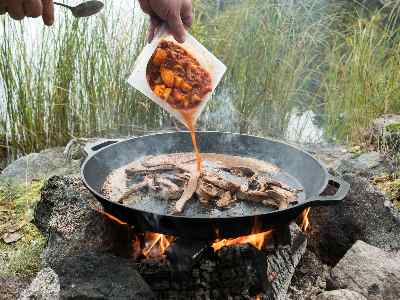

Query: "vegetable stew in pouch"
(127, 25), (227, 128)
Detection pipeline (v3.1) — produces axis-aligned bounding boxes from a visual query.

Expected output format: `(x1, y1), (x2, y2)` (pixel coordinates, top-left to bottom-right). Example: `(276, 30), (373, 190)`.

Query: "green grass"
(0, 179), (45, 278)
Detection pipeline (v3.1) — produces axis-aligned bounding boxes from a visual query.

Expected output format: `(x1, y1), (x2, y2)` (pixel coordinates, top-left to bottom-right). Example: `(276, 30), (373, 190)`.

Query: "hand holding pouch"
(127, 25), (227, 128)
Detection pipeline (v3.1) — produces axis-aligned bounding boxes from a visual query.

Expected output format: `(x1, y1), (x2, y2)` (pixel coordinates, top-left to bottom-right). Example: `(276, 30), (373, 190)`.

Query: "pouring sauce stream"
(182, 111), (202, 172)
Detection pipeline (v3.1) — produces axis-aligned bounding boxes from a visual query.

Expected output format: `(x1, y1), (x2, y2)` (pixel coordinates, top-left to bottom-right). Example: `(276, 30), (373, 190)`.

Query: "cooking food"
(102, 153), (301, 214)
(146, 40), (212, 110)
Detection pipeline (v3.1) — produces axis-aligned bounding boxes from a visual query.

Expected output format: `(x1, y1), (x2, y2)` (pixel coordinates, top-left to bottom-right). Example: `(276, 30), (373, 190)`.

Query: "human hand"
(0, 0), (54, 26)
(138, 0), (193, 43)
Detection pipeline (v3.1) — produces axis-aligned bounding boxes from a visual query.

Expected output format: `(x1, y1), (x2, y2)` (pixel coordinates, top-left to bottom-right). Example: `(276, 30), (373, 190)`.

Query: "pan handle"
(83, 139), (123, 157)
(308, 175), (350, 206)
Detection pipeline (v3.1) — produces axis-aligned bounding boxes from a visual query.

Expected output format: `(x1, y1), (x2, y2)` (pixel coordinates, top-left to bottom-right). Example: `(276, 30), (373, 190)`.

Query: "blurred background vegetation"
(0, 0), (399, 161)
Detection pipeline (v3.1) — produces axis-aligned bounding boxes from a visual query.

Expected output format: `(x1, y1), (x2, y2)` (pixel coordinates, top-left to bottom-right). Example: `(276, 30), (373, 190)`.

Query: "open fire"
(299, 207), (311, 231)
(142, 233), (175, 259)
(97, 207), (311, 260)
(211, 230), (273, 251)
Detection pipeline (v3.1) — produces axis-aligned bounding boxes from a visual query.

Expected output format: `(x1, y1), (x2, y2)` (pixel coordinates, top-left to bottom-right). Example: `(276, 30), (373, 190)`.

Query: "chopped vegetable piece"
(163, 88), (172, 100)
(152, 48), (167, 66)
(160, 67), (175, 88)
(174, 76), (183, 88)
(180, 81), (192, 92)
(153, 84), (165, 98)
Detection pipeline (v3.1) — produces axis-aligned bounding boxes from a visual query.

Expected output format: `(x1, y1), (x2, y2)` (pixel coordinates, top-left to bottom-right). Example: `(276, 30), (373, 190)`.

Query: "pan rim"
(81, 130), (330, 220)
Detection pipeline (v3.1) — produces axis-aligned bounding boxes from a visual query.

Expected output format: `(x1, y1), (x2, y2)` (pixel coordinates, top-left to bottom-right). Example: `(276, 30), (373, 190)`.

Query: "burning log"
(104, 153), (301, 214)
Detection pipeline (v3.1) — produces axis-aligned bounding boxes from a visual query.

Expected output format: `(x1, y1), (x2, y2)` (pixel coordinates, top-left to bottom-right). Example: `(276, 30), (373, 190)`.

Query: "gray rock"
(288, 250), (331, 300)
(304, 143), (394, 178)
(316, 289), (367, 300)
(307, 174), (400, 264)
(34, 176), (133, 268)
(0, 147), (79, 184)
(0, 276), (30, 300)
(20, 256), (154, 300)
(335, 151), (393, 179)
(371, 114), (400, 152)
(28, 175), (155, 299)
(354, 152), (383, 169)
(54, 251), (154, 299)
(19, 267), (60, 300)
(372, 114), (400, 134)
(328, 241), (400, 300)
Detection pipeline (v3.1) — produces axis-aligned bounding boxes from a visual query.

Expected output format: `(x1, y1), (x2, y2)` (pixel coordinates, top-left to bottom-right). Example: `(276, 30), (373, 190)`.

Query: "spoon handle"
(53, 2), (73, 9)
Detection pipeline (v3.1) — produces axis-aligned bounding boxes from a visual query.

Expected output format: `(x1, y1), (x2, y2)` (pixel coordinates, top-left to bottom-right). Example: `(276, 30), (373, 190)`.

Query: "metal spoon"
(54, 1), (104, 18)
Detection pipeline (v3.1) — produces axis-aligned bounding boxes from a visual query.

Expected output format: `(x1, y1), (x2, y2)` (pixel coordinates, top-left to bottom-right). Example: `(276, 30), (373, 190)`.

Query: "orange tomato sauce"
(147, 40), (212, 171)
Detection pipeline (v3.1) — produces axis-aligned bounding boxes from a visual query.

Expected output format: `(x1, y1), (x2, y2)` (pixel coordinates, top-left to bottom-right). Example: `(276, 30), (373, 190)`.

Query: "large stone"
(328, 240), (400, 300)
(307, 174), (400, 264)
(58, 252), (154, 299)
(335, 151), (394, 179)
(315, 289), (367, 300)
(19, 255), (154, 300)
(34, 176), (131, 268)
(0, 276), (30, 300)
(371, 114), (400, 152)
(304, 142), (395, 178)
(0, 147), (79, 184)
(288, 250), (331, 300)
(25, 176), (155, 299)
(19, 268), (60, 300)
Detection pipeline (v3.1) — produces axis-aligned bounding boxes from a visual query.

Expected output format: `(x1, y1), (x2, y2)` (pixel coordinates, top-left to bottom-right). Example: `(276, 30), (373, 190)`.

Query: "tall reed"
(0, 3), (152, 158)
(320, 10), (400, 144)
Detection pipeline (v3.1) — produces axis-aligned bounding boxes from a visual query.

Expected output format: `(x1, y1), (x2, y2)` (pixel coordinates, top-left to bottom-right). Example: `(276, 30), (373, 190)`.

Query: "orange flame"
(142, 232), (175, 259)
(212, 230), (272, 252)
(300, 208), (310, 231)
(98, 209), (275, 259)
(95, 208), (127, 225)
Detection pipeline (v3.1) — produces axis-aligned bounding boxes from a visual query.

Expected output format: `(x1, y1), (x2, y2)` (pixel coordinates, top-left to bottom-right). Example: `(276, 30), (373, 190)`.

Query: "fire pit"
(28, 175), (310, 299)
(75, 131), (349, 298)
(19, 132), (350, 299)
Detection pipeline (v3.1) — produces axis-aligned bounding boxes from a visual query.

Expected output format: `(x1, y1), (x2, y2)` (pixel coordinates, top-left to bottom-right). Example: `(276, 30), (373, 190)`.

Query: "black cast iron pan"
(81, 131), (349, 240)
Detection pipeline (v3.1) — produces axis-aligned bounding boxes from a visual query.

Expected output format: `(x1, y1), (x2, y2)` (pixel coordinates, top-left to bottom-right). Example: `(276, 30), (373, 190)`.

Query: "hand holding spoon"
(54, 1), (104, 18)
(0, 1), (104, 19)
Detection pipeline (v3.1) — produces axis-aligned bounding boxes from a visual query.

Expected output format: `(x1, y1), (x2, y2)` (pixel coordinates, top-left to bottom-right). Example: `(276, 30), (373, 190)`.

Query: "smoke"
(194, 0), (334, 144)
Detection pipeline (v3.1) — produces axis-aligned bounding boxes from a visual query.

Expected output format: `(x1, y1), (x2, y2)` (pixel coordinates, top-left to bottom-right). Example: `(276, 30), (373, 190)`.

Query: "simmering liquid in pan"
(102, 153), (305, 216)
